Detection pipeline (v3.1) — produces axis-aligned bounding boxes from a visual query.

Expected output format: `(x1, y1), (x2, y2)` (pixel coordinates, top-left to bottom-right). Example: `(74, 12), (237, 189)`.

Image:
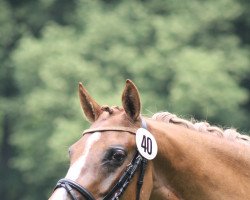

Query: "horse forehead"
(74, 129), (132, 152)
(75, 131), (135, 155)
(74, 131), (102, 152)
(66, 132), (102, 180)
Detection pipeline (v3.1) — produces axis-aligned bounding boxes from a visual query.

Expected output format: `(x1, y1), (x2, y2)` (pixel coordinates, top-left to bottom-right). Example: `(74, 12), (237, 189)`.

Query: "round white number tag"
(136, 128), (158, 160)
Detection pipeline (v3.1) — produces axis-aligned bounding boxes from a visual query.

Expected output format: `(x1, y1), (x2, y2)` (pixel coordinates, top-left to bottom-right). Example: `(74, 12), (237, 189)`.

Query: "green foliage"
(0, 0), (250, 199)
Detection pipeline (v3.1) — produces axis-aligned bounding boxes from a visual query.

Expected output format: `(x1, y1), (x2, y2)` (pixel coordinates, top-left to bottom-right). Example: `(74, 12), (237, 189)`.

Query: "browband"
(82, 127), (137, 135)
(83, 118), (147, 135)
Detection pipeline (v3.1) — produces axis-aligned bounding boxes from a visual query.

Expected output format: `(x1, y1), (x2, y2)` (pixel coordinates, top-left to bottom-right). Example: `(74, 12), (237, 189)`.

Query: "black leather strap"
(136, 158), (148, 200)
(103, 152), (143, 200)
(55, 179), (95, 200)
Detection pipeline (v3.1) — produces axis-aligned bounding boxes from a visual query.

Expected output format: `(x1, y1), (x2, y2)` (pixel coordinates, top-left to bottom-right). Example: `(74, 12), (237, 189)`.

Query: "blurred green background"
(0, 0), (250, 199)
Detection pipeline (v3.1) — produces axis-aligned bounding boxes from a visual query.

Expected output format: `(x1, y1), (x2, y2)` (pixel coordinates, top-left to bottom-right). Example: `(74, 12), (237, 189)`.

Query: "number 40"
(141, 135), (152, 155)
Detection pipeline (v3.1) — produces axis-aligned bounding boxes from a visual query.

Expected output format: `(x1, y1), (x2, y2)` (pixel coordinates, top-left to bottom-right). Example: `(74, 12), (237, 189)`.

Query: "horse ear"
(122, 79), (141, 121)
(78, 82), (102, 123)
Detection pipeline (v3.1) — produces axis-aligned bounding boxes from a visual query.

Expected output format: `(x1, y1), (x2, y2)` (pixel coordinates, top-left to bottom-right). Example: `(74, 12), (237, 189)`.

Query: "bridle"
(53, 120), (149, 200)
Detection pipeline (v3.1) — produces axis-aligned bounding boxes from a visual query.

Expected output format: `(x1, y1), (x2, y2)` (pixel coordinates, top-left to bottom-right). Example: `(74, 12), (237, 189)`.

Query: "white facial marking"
(65, 132), (101, 180)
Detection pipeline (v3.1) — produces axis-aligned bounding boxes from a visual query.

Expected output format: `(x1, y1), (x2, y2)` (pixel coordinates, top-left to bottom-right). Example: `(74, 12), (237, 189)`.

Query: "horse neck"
(145, 118), (250, 200)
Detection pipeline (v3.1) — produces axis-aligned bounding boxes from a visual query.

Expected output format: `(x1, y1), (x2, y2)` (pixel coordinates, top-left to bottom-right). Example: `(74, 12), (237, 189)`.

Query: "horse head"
(49, 80), (153, 200)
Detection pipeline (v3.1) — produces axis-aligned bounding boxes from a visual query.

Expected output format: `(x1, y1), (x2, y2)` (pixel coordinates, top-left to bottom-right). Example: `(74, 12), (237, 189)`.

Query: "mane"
(152, 112), (250, 145)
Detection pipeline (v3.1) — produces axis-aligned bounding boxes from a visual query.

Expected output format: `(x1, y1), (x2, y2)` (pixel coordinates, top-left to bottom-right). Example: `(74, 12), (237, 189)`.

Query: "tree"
(0, 0), (250, 199)
(0, 0), (78, 199)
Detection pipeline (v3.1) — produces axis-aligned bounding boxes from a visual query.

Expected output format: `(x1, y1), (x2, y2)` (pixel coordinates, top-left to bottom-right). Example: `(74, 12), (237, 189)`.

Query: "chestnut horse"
(49, 80), (250, 200)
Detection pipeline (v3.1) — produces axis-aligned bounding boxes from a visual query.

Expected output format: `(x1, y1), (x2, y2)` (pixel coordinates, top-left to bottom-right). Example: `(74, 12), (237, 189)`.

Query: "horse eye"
(104, 148), (127, 167)
(111, 150), (126, 162)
